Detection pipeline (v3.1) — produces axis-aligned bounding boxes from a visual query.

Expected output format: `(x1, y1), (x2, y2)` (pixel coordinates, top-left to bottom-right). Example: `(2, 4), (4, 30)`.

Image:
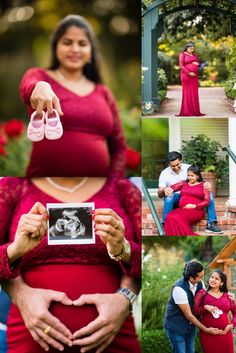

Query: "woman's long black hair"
(48, 14), (102, 83)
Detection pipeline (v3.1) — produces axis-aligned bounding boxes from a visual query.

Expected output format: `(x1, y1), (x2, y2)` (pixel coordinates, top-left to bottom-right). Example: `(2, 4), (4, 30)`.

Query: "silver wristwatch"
(108, 238), (131, 261)
(116, 287), (138, 305)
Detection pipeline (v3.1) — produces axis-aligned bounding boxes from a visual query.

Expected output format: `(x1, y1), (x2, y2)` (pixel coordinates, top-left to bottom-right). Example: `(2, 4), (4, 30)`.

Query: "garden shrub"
(142, 329), (172, 353)
(157, 68), (168, 103)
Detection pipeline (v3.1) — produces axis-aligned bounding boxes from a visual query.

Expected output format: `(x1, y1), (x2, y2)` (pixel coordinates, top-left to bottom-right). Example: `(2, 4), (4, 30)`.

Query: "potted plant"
(181, 134), (228, 197)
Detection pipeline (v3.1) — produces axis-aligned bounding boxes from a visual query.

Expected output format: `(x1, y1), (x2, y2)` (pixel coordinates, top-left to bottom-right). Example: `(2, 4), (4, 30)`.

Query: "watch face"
(124, 240), (131, 254)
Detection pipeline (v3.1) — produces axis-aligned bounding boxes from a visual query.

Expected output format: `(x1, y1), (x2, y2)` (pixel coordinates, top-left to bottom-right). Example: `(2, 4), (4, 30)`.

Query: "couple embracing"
(164, 261), (236, 353)
(158, 151), (223, 236)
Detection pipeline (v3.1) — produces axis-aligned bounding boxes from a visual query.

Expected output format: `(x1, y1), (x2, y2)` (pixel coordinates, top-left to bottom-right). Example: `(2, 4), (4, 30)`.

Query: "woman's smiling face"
(56, 26), (92, 71)
(209, 272), (223, 290)
(187, 171), (198, 184)
(187, 46), (195, 54)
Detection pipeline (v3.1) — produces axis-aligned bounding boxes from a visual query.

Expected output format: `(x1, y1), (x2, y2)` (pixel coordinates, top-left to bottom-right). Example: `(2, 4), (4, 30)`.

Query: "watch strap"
(116, 287), (137, 305)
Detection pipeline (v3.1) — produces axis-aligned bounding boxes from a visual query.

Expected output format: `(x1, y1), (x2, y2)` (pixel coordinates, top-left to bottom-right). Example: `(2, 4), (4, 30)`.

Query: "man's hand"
(203, 182), (211, 192)
(164, 187), (174, 197)
(206, 327), (223, 335)
(13, 284), (73, 351)
(221, 324), (234, 335)
(72, 293), (130, 353)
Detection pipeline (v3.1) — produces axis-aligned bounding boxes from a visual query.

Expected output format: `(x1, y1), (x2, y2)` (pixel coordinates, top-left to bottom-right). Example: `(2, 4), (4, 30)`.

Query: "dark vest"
(163, 276), (203, 335)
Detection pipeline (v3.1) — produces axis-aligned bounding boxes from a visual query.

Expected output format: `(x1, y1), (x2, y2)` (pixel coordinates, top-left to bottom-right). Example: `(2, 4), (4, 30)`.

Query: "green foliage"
(157, 68), (168, 90)
(226, 41), (236, 79)
(224, 39), (236, 98)
(157, 68), (168, 102)
(142, 260), (183, 330)
(0, 134), (31, 176)
(224, 78), (236, 99)
(142, 330), (172, 353)
(181, 134), (228, 183)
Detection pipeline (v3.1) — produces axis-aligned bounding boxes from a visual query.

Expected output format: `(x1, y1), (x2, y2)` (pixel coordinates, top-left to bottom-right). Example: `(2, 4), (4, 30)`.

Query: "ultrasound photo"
(47, 202), (95, 245)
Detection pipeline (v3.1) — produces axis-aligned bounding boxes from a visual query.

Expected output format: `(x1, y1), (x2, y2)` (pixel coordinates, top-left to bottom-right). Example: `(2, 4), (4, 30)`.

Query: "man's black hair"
(167, 151), (182, 163)
(183, 261), (204, 280)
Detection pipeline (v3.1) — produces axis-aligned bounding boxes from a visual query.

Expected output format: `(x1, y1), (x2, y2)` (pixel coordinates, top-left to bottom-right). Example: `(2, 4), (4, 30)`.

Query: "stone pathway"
(151, 85), (235, 118)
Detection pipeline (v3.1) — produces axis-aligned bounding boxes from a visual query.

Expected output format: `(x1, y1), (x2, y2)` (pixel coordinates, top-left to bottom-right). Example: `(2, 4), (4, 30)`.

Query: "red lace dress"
(164, 181), (210, 236)
(0, 177), (141, 353)
(194, 289), (236, 353)
(176, 52), (205, 117)
(20, 68), (126, 177)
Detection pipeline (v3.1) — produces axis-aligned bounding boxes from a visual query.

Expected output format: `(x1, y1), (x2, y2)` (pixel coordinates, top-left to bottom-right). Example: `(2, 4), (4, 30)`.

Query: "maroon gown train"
(164, 181), (210, 236)
(0, 177), (141, 353)
(176, 52), (205, 117)
(194, 289), (236, 353)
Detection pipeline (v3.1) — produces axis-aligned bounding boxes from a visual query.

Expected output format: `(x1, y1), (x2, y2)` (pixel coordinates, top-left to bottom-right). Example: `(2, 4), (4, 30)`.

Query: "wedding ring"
(44, 325), (52, 335)
(114, 220), (120, 229)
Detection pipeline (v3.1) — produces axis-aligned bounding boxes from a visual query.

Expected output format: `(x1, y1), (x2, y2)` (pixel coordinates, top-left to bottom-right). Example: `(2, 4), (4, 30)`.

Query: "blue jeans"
(162, 192), (217, 224)
(0, 330), (7, 353)
(165, 329), (195, 353)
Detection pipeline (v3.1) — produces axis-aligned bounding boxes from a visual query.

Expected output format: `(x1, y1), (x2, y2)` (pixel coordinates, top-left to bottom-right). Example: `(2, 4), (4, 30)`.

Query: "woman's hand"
(9, 279), (73, 351)
(7, 202), (48, 263)
(192, 61), (199, 66)
(189, 72), (196, 77)
(204, 305), (219, 313)
(72, 293), (130, 353)
(94, 209), (126, 258)
(183, 204), (196, 209)
(30, 81), (63, 116)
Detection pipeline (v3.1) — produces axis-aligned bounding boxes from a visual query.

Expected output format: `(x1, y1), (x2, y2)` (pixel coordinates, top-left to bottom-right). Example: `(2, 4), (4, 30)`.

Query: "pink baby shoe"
(45, 109), (63, 140)
(27, 111), (45, 142)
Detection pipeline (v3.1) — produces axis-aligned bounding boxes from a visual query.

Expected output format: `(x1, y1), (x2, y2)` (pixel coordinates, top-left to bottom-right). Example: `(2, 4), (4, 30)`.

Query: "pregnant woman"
(20, 14), (126, 177)
(0, 176), (141, 353)
(176, 41), (205, 117)
(194, 270), (236, 353)
(164, 165), (210, 236)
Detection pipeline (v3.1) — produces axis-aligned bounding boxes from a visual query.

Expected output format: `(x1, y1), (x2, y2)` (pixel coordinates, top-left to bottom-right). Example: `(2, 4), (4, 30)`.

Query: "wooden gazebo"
(208, 237), (236, 290)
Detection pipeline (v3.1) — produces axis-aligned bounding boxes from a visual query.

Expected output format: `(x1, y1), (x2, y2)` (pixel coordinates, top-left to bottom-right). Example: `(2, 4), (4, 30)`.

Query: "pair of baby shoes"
(27, 109), (63, 142)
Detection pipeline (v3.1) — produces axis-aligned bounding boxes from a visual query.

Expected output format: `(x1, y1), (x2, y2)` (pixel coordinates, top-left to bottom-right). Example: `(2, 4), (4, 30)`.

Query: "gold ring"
(44, 325), (52, 335)
(114, 220), (120, 229)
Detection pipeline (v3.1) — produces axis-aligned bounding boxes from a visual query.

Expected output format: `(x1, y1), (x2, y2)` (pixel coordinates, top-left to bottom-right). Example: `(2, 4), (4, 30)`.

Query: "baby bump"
(179, 196), (201, 208)
(27, 131), (110, 177)
(202, 313), (229, 330)
(185, 63), (199, 74)
(12, 264), (121, 333)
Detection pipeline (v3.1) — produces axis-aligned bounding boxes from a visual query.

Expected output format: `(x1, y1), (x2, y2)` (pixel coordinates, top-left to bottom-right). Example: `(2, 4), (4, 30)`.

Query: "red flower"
(126, 147), (141, 170)
(0, 145), (7, 156)
(4, 119), (25, 138)
(0, 133), (7, 146)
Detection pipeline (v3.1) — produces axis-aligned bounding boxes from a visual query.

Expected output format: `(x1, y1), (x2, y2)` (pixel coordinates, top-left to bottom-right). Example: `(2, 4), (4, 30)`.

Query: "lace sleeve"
(102, 86), (127, 178)
(196, 185), (210, 209)
(170, 181), (185, 192)
(193, 289), (207, 317)
(228, 294), (236, 327)
(19, 68), (46, 106)
(0, 177), (24, 280)
(179, 53), (189, 74)
(115, 179), (141, 279)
